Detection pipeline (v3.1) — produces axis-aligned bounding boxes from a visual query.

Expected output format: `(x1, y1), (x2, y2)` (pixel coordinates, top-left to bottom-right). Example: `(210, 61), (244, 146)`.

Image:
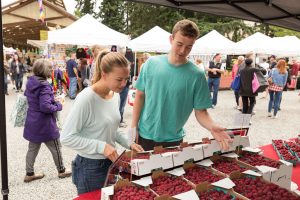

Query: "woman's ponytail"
(92, 49), (110, 84)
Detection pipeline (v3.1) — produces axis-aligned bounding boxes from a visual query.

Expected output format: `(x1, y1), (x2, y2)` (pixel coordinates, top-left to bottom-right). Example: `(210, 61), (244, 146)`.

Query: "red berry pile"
(183, 167), (222, 184)
(285, 141), (300, 157)
(238, 152), (280, 168)
(153, 148), (179, 154)
(212, 160), (246, 174)
(120, 154), (150, 163)
(112, 185), (156, 200)
(198, 190), (233, 200)
(273, 140), (298, 162)
(233, 177), (300, 200)
(295, 138), (300, 145)
(150, 176), (192, 196)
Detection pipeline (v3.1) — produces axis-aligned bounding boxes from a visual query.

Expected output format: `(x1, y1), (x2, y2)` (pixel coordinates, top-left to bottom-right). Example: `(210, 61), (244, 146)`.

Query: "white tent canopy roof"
(235, 32), (275, 54)
(128, 26), (171, 52)
(27, 40), (47, 49)
(191, 30), (236, 55)
(47, 14), (129, 46)
(271, 36), (300, 56)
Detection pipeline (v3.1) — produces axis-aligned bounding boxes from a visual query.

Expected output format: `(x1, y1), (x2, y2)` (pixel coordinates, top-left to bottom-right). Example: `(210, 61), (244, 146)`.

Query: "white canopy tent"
(3, 46), (16, 54)
(271, 36), (300, 56)
(27, 40), (47, 49)
(47, 14), (129, 47)
(191, 30), (236, 55)
(235, 32), (275, 55)
(128, 26), (171, 53)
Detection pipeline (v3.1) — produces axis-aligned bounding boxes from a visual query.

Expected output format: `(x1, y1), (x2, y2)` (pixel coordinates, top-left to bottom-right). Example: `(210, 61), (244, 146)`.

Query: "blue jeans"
(69, 77), (77, 98)
(119, 86), (129, 122)
(208, 77), (220, 106)
(268, 90), (282, 116)
(14, 74), (23, 91)
(72, 155), (112, 195)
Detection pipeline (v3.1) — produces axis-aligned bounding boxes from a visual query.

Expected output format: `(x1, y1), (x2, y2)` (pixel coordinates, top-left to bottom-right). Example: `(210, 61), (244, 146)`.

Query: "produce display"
(102, 135), (300, 200)
(111, 185), (156, 200)
(150, 175), (193, 196)
(197, 190), (234, 200)
(272, 140), (298, 164)
(238, 151), (281, 168)
(233, 176), (300, 200)
(212, 159), (246, 174)
(152, 148), (180, 154)
(284, 141), (300, 159)
(184, 166), (223, 184)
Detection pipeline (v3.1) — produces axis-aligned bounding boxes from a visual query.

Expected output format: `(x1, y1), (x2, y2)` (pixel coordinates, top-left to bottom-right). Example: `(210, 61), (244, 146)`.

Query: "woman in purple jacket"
(23, 59), (71, 182)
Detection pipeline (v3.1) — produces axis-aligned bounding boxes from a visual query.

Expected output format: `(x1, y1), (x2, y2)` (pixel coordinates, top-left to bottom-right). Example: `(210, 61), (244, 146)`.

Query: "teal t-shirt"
(135, 55), (212, 142)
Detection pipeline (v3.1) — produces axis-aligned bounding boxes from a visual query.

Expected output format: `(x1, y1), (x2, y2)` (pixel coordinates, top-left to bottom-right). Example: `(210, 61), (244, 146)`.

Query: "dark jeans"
(241, 96), (256, 114)
(4, 74), (8, 93)
(15, 74), (23, 90)
(138, 135), (183, 151)
(208, 77), (220, 106)
(119, 86), (129, 122)
(72, 155), (112, 195)
(234, 90), (239, 106)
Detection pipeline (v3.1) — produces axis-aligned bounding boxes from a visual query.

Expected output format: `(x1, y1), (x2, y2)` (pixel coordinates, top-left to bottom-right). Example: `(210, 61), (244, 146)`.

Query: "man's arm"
(194, 109), (232, 150)
(73, 62), (79, 79)
(131, 89), (145, 142)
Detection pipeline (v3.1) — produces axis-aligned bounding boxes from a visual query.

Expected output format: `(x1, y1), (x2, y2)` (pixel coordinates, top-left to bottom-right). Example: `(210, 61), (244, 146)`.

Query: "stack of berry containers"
(149, 170), (194, 197)
(194, 182), (243, 200)
(237, 151), (281, 169)
(272, 140), (298, 165)
(103, 179), (157, 200)
(182, 162), (225, 185)
(210, 154), (254, 176)
(284, 141), (300, 162)
(230, 171), (300, 200)
(117, 151), (151, 174)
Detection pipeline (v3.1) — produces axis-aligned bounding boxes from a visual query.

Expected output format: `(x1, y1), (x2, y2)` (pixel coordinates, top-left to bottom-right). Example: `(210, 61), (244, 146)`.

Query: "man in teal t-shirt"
(132, 19), (232, 151)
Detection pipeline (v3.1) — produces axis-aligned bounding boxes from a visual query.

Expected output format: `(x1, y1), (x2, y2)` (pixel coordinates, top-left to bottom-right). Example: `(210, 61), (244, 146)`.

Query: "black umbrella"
(0, 0), (10, 199)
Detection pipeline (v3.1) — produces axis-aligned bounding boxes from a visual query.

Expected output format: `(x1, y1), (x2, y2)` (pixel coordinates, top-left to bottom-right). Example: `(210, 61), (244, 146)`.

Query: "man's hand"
(130, 143), (144, 152)
(210, 125), (233, 150)
(103, 144), (119, 162)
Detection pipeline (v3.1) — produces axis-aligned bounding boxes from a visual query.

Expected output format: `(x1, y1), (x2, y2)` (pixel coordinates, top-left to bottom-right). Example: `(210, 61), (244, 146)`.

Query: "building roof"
(2, 0), (77, 46)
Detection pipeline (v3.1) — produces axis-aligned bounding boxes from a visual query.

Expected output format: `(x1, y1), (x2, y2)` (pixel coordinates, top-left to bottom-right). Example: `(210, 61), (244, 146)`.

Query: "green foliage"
(98, 0), (126, 33)
(74, 0), (97, 17)
(74, 0), (300, 42)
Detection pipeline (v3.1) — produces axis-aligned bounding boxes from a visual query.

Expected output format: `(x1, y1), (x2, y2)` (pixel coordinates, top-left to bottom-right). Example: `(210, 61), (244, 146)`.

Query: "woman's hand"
(103, 144), (119, 162)
(130, 143), (144, 152)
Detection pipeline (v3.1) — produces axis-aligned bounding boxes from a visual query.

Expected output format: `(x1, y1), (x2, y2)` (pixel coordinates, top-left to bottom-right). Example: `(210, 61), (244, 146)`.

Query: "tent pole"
(0, 0), (10, 199)
(134, 52), (137, 76)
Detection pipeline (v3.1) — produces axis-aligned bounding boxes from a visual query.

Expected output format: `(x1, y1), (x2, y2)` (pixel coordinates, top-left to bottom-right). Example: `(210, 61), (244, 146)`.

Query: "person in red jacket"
(291, 59), (299, 77)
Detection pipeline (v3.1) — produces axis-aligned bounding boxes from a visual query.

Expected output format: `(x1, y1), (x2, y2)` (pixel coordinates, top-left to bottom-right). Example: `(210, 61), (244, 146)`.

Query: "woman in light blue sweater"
(267, 59), (288, 118)
(61, 50), (143, 194)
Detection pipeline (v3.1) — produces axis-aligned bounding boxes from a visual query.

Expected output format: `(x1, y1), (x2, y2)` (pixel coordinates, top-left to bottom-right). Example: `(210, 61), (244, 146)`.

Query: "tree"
(98, 0), (126, 33)
(74, 0), (97, 17)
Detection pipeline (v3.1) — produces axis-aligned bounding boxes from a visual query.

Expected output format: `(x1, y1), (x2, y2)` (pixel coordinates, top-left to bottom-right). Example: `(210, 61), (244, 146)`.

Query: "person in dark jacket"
(239, 58), (263, 114)
(23, 59), (71, 183)
(10, 54), (25, 92)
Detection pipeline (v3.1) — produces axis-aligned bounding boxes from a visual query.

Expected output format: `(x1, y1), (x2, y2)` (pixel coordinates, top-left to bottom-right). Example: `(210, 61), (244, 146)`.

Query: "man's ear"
(169, 35), (173, 44)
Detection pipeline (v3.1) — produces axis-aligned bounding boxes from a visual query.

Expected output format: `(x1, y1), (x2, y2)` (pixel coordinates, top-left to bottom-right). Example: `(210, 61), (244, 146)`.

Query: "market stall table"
(74, 143), (300, 200)
(260, 143), (300, 188)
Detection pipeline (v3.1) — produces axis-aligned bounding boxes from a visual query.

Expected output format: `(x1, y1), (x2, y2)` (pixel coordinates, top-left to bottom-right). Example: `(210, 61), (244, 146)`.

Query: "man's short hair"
(214, 53), (221, 59)
(172, 19), (200, 39)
